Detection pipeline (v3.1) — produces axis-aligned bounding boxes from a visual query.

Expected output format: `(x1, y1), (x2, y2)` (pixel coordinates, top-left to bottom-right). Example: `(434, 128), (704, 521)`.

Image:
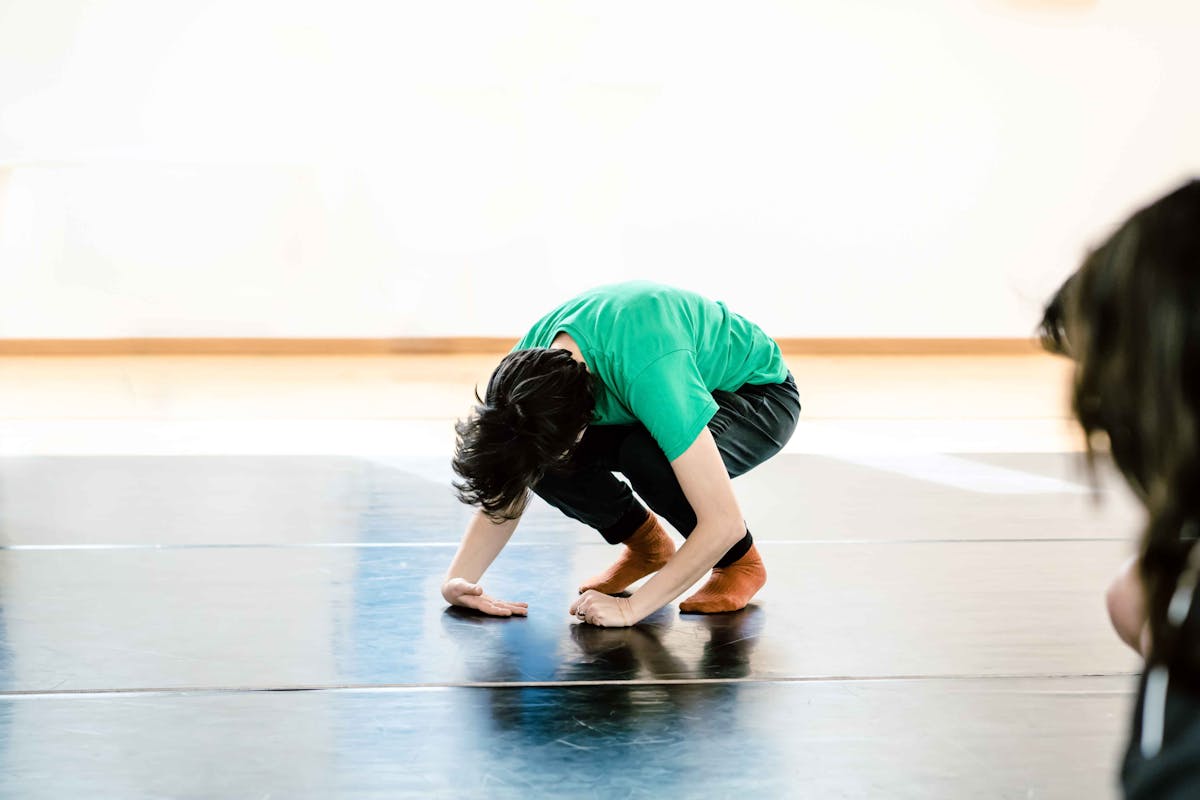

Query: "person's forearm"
(444, 508), (521, 585)
(626, 519), (743, 620)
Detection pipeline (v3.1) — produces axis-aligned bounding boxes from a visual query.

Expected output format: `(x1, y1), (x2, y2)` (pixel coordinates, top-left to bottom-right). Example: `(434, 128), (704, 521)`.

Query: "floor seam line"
(0, 671), (1142, 698)
(0, 537), (1130, 551)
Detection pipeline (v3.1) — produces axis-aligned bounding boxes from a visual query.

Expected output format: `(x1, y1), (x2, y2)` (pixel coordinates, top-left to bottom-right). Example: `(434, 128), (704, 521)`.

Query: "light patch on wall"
(0, 167), (9, 231)
(992, 0), (1097, 10)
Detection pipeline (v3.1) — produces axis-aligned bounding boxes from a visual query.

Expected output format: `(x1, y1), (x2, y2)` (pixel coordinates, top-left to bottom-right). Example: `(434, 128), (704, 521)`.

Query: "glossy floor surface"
(0, 355), (1145, 798)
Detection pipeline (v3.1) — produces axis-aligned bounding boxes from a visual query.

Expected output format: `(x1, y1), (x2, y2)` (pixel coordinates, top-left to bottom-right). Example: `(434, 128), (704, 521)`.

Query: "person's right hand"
(441, 578), (528, 617)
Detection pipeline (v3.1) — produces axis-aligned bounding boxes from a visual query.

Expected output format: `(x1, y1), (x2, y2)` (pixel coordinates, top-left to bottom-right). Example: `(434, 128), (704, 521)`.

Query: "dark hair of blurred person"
(1040, 178), (1200, 798)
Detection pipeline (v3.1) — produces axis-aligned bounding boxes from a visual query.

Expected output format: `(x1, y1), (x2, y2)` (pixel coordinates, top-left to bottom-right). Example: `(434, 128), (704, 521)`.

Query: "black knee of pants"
(531, 459), (645, 545)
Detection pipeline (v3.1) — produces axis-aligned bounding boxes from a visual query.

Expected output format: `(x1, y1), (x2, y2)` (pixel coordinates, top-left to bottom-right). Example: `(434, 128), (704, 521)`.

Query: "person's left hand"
(570, 590), (636, 627)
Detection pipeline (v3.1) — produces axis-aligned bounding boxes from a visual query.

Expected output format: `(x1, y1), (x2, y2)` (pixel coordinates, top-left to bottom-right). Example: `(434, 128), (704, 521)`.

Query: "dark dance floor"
(0, 453), (1143, 798)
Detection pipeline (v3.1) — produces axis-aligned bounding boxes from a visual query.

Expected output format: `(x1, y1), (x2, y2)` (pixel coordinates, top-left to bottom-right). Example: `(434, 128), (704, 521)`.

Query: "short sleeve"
(624, 350), (719, 461)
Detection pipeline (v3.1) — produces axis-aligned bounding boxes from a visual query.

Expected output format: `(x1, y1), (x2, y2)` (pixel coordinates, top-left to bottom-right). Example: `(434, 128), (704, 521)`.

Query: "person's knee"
(1106, 556), (1147, 654)
(529, 469), (565, 501)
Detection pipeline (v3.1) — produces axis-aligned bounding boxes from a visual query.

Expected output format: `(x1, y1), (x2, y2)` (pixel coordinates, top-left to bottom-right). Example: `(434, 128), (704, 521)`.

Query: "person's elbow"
(698, 512), (746, 550)
(1106, 556), (1147, 654)
(726, 519), (748, 547)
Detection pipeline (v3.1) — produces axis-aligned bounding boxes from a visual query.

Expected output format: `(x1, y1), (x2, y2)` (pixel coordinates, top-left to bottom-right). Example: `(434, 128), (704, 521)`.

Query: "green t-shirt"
(515, 281), (788, 461)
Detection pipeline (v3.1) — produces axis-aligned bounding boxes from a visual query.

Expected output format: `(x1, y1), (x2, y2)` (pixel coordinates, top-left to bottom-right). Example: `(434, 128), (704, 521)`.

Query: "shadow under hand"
(569, 622), (688, 681)
(567, 604), (765, 681)
(441, 604), (529, 625)
(439, 605), (537, 685)
(693, 604), (766, 679)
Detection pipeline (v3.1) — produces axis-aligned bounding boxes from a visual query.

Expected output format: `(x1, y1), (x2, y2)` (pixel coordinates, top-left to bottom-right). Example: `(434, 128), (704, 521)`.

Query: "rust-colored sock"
(679, 544), (766, 614)
(579, 514), (676, 595)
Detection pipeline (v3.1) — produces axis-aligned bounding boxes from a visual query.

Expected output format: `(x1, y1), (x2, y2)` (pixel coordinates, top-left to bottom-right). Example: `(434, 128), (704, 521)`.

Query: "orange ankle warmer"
(679, 544), (767, 614)
(579, 513), (676, 595)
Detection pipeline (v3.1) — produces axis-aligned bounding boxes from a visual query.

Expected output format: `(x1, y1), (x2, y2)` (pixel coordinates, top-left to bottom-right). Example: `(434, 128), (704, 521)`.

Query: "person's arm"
(1107, 555), (1149, 656)
(441, 505), (529, 617)
(625, 427), (746, 619)
(571, 427), (745, 625)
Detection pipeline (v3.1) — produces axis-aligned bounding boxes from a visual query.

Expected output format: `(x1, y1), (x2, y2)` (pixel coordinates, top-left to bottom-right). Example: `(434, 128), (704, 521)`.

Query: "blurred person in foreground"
(1040, 178), (1200, 798)
(441, 280), (800, 627)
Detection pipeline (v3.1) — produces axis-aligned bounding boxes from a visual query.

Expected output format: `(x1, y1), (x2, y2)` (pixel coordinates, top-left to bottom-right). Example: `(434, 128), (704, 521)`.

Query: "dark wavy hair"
(1039, 178), (1200, 679)
(452, 348), (594, 521)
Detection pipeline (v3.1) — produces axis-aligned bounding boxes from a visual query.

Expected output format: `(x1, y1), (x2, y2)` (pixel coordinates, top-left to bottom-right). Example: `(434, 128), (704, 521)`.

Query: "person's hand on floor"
(441, 578), (528, 617)
(570, 589), (635, 627)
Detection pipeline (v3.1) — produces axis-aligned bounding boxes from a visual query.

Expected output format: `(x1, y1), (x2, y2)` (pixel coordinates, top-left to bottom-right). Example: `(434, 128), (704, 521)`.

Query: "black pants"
(532, 373), (801, 568)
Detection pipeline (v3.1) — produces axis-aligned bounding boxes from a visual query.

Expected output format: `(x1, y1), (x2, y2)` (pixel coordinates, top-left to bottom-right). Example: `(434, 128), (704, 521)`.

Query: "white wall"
(0, 0), (1197, 338)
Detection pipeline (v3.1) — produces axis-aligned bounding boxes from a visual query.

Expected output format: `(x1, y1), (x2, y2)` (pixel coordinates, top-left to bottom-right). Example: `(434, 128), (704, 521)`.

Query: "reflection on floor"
(0, 451), (1140, 798)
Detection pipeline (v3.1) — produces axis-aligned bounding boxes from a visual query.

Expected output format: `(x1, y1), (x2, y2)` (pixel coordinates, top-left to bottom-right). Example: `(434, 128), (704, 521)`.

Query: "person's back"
(516, 281), (788, 459)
